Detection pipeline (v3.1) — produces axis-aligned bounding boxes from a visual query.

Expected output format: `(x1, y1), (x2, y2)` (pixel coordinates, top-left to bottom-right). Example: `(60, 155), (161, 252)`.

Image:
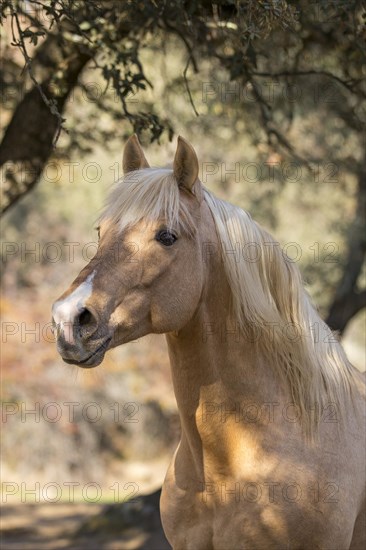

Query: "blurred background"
(1, 1), (365, 549)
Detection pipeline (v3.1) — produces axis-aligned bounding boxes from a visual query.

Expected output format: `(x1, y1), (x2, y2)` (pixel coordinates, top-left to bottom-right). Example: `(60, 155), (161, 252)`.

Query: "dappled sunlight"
(1, 2), (365, 548)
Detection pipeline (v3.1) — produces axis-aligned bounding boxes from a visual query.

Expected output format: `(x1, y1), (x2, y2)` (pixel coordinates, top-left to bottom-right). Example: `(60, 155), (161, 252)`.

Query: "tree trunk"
(0, 29), (91, 214)
(325, 163), (366, 334)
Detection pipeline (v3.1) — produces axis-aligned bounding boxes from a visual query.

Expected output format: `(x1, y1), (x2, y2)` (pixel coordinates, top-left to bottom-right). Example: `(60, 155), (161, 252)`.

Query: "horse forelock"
(98, 167), (197, 236)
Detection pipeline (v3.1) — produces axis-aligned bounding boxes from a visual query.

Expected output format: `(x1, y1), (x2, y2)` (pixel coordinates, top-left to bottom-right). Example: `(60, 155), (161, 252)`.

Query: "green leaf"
(80, 21), (91, 31)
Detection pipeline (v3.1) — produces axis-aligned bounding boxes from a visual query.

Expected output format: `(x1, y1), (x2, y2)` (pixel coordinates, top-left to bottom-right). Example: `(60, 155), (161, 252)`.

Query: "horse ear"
(173, 136), (200, 196)
(123, 134), (150, 174)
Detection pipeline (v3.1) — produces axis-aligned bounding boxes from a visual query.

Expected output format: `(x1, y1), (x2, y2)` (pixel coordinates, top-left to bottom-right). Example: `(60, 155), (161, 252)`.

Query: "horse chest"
(161, 478), (355, 550)
(161, 437), (357, 550)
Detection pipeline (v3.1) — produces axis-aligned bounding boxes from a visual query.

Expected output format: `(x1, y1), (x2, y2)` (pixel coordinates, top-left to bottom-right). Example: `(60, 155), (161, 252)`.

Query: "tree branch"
(252, 70), (364, 96)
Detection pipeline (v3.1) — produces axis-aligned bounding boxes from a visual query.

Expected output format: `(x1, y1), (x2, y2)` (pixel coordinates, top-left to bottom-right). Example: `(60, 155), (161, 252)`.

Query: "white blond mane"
(100, 168), (196, 235)
(101, 168), (357, 433)
(204, 190), (357, 433)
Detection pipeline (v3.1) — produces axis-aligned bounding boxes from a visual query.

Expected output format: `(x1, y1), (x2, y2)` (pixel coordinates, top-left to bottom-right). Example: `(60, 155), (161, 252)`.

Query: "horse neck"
(165, 248), (285, 475)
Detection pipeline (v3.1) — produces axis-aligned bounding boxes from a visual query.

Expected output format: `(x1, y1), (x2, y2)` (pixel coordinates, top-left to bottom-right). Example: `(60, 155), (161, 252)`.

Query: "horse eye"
(156, 229), (177, 247)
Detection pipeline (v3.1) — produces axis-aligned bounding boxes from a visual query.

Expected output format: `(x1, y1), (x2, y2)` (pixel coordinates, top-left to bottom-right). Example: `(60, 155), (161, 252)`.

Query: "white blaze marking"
(52, 271), (95, 344)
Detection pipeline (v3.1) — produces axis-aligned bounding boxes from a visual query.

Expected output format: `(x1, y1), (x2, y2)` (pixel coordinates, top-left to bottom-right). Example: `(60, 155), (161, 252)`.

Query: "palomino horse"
(53, 136), (365, 549)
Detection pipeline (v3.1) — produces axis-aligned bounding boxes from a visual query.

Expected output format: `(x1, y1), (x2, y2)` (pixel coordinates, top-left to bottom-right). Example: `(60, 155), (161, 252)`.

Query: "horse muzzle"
(54, 331), (112, 368)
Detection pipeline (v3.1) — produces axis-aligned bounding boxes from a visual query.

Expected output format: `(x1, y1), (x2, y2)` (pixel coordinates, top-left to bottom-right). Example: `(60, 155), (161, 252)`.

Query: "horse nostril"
(78, 308), (94, 327)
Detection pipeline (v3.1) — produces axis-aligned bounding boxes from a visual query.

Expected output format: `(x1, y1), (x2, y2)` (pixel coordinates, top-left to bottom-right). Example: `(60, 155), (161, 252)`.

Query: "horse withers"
(52, 135), (366, 549)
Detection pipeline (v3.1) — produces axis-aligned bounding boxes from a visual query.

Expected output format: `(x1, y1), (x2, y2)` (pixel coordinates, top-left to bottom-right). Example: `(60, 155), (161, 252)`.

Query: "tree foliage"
(0, 0), (365, 331)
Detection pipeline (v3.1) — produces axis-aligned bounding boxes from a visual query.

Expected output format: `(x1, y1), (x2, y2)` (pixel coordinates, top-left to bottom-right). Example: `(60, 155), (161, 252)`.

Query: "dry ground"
(1, 490), (171, 550)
